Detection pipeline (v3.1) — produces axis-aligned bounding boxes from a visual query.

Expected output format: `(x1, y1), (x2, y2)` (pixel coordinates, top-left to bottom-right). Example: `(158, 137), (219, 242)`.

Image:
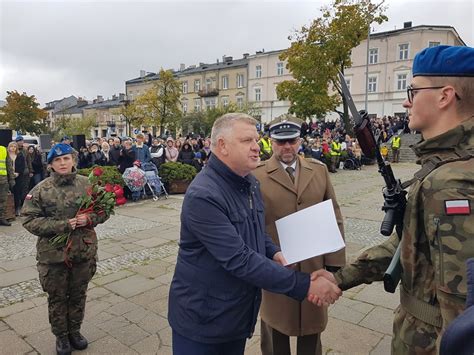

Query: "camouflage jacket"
(22, 170), (109, 264)
(335, 118), (474, 343)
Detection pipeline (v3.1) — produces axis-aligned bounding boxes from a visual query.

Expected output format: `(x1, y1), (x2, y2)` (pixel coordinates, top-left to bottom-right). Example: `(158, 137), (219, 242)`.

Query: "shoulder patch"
(25, 194), (33, 200)
(445, 199), (471, 215)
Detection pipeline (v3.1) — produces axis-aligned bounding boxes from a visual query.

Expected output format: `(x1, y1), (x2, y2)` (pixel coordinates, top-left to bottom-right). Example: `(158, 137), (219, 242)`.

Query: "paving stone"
(104, 274), (159, 298)
(84, 335), (138, 354)
(122, 307), (149, 323)
(107, 301), (140, 316)
(136, 313), (169, 333)
(154, 271), (174, 285)
(370, 334), (392, 354)
(84, 300), (113, 320)
(96, 315), (130, 332)
(129, 261), (170, 279)
(129, 285), (169, 308)
(98, 249), (117, 260)
(87, 286), (112, 300)
(353, 282), (400, 310)
(359, 306), (394, 336)
(99, 293), (127, 305)
(0, 267), (38, 287)
(146, 297), (168, 317)
(0, 299), (36, 318)
(130, 333), (162, 353)
(81, 322), (108, 343)
(157, 326), (172, 347)
(3, 305), (49, 336)
(134, 237), (169, 248)
(0, 320), (9, 332)
(92, 270), (136, 286)
(0, 329), (33, 354)
(107, 323), (150, 346)
(0, 255), (37, 271)
(88, 311), (115, 326)
(329, 302), (369, 325)
(24, 328), (55, 355)
(321, 317), (384, 354)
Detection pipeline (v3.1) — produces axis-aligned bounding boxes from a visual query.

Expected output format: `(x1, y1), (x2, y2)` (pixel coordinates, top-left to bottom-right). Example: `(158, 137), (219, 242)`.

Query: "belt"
(400, 287), (442, 328)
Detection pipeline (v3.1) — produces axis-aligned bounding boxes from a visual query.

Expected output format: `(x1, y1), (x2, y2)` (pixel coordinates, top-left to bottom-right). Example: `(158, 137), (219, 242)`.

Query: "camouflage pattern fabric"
(37, 260), (96, 336)
(335, 118), (474, 354)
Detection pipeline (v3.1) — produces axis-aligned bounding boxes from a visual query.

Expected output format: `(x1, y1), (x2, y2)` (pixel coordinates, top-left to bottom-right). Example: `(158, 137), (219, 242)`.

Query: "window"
(205, 78), (212, 90)
(194, 79), (200, 92)
(277, 62), (284, 76)
(428, 41), (440, 48)
(194, 98), (201, 112)
(368, 76), (377, 93)
(398, 43), (409, 60)
(237, 74), (244, 88)
(182, 101), (188, 114)
(256, 65), (262, 78)
(222, 97), (229, 108)
(222, 76), (228, 90)
(397, 73), (408, 91)
(369, 48), (378, 64)
(182, 81), (188, 94)
(205, 98), (216, 110)
(236, 96), (244, 109)
(255, 88), (261, 101)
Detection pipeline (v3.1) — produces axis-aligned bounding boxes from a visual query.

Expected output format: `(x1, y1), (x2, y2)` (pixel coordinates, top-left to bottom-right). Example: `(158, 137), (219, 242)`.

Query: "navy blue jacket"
(132, 144), (151, 163)
(168, 155), (310, 344)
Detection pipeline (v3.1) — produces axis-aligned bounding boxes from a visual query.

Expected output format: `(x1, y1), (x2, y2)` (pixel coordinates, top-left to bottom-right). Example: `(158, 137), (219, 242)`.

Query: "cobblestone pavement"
(0, 163), (418, 354)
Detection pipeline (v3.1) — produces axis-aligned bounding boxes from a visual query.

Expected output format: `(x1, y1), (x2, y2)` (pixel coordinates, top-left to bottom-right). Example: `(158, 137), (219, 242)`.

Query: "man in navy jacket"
(168, 113), (341, 355)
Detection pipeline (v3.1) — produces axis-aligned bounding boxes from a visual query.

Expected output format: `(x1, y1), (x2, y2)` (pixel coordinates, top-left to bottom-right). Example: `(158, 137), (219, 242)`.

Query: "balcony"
(198, 88), (219, 97)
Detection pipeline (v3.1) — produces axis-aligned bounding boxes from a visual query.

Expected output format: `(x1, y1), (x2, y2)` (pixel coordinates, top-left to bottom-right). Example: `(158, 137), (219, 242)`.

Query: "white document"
(275, 199), (345, 265)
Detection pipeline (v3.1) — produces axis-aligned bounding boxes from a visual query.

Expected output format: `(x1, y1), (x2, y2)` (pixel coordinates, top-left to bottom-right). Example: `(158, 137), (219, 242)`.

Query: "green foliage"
(0, 90), (48, 134)
(77, 166), (125, 186)
(50, 114), (95, 141)
(278, 0), (387, 127)
(159, 162), (197, 183)
(127, 69), (182, 136)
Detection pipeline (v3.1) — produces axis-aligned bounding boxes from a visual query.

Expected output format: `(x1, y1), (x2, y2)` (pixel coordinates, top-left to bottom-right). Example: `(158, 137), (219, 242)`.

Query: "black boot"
(69, 332), (88, 350)
(56, 336), (72, 355)
(0, 219), (11, 226)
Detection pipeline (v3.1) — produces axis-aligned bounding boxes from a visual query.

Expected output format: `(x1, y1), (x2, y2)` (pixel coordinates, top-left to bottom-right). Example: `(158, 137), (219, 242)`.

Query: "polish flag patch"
(444, 200), (471, 215)
(25, 194), (33, 200)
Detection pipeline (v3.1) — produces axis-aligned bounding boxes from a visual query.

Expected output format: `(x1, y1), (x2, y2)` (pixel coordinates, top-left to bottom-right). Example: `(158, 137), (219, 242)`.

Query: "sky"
(1, 0), (473, 106)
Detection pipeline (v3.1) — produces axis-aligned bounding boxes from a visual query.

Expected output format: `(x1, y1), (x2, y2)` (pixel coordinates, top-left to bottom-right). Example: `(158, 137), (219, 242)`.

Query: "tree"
(277, 0), (387, 132)
(51, 114), (96, 140)
(0, 90), (48, 134)
(129, 69), (182, 136)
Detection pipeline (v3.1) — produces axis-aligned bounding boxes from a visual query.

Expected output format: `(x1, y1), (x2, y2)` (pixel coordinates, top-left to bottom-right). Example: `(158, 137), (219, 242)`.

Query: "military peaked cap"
(269, 114), (303, 140)
(413, 45), (474, 77)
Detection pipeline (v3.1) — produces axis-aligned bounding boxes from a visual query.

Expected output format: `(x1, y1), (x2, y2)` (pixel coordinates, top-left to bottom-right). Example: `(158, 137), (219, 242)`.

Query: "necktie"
(285, 166), (295, 184)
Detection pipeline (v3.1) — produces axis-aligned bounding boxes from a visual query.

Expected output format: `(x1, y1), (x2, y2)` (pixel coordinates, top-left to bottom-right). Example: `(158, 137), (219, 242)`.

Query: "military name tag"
(444, 199), (470, 215)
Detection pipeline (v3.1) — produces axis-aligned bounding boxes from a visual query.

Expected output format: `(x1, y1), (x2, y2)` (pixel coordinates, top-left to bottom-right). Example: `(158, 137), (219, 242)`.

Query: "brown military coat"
(253, 155), (345, 336)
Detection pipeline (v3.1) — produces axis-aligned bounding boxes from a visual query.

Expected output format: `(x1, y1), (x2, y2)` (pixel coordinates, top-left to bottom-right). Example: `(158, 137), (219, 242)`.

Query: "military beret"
(269, 114), (303, 140)
(413, 45), (474, 77)
(47, 143), (74, 163)
(61, 136), (70, 142)
(15, 135), (24, 142)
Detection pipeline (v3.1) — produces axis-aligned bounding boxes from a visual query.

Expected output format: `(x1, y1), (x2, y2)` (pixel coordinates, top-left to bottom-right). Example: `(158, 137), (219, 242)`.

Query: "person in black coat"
(87, 143), (106, 167)
(109, 137), (122, 167)
(7, 141), (26, 216)
(177, 142), (195, 166)
(118, 140), (136, 174)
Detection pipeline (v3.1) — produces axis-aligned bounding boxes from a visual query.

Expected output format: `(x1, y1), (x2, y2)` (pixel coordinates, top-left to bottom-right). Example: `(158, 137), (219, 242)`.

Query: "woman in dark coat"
(118, 140), (136, 174)
(177, 142), (195, 166)
(7, 141), (26, 216)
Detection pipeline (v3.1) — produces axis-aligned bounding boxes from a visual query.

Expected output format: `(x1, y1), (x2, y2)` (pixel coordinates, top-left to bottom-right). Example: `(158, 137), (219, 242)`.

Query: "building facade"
(82, 94), (127, 138)
(341, 24), (465, 118)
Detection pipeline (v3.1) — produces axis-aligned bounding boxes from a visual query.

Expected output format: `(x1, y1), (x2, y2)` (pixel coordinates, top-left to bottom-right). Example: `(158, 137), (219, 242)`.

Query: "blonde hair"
(7, 141), (17, 154)
(211, 113), (257, 148)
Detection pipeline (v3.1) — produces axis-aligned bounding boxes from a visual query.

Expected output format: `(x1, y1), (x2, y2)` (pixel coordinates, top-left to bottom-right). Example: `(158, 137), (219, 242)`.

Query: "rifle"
(338, 71), (407, 293)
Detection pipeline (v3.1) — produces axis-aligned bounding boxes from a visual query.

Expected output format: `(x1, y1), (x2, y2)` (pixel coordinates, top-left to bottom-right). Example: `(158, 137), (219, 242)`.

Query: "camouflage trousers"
(37, 260), (96, 337)
(0, 177), (7, 219)
(392, 305), (439, 355)
(330, 156), (340, 172)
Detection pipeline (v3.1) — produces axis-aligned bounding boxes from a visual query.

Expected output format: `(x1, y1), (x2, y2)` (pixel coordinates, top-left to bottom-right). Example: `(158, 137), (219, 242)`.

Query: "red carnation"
(92, 167), (104, 177)
(104, 183), (114, 193)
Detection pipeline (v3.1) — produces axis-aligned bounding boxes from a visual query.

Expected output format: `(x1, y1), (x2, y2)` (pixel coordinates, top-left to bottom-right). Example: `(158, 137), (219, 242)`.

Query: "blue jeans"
(172, 329), (246, 355)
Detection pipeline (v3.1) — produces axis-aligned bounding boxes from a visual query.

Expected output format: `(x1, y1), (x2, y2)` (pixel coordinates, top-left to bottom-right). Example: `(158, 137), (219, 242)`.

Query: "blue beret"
(15, 135), (24, 142)
(47, 143), (74, 163)
(61, 136), (70, 142)
(413, 45), (474, 77)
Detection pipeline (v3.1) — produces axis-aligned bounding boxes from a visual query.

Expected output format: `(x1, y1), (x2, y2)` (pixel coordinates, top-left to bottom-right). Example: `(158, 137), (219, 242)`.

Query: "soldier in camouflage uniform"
(22, 143), (109, 355)
(313, 45), (474, 354)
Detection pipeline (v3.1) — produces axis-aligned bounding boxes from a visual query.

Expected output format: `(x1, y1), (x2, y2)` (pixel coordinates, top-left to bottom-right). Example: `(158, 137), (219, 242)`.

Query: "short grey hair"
(210, 113), (257, 149)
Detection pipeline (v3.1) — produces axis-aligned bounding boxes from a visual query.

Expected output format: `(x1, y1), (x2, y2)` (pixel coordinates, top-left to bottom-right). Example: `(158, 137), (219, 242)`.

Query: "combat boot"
(56, 336), (72, 355)
(0, 219), (11, 226)
(69, 331), (88, 350)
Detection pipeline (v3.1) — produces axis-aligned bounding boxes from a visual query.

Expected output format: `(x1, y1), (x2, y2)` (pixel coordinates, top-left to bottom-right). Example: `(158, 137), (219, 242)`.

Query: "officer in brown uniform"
(254, 115), (345, 355)
(22, 144), (109, 355)
(314, 45), (474, 354)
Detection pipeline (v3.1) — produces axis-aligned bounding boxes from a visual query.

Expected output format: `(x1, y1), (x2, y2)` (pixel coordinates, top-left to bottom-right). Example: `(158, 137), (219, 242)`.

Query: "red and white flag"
(445, 200), (470, 215)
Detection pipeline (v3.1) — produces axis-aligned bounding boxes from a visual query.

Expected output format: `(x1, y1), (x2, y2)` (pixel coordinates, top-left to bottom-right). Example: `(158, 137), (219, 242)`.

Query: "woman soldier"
(21, 143), (109, 355)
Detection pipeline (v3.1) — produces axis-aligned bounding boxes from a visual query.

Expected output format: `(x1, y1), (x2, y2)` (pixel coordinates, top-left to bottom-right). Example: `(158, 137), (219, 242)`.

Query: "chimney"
(112, 94), (117, 100)
(140, 70), (146, 78)
(224, 56), (233, 63)
(180, 63), (185, 71)
(119, 93), (125, 101)
(243, 53), (249, 59)
(403, 21), (412, 29)
(97, 95), (103, 103)
(199, 62), (205, 67)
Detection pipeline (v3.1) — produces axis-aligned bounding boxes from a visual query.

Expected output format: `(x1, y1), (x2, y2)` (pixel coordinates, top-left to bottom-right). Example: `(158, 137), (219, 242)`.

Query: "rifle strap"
(401, 147), (474, 190)
(400, 288), (443, 328)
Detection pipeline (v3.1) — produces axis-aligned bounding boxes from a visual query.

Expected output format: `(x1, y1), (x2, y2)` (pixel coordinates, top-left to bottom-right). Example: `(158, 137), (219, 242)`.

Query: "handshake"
(307, 269), (341, 307)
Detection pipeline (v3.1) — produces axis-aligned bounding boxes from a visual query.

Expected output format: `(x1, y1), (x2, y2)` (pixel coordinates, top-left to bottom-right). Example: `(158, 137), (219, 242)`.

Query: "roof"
(370, 25), (466, 45)
(83, 97), (124, 110)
